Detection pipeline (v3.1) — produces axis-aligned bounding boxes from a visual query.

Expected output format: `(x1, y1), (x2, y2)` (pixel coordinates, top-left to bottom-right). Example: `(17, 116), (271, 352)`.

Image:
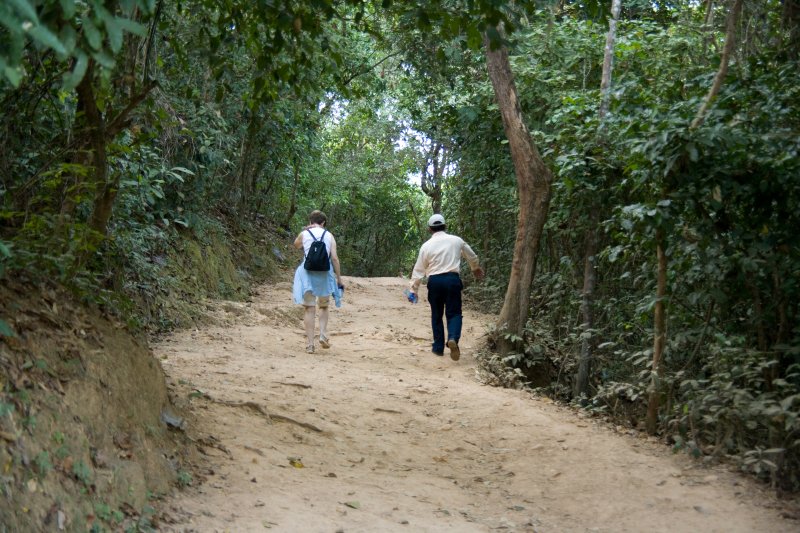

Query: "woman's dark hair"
(309, 210), (327, 225)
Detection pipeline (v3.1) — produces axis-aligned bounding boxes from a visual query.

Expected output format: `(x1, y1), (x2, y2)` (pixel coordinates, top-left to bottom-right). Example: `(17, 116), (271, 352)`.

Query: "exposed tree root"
(205, 396), (323, 433)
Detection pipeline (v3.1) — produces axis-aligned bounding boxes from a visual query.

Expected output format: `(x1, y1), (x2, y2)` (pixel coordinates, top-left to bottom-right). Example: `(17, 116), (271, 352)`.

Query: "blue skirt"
(293, 263), (342, 307)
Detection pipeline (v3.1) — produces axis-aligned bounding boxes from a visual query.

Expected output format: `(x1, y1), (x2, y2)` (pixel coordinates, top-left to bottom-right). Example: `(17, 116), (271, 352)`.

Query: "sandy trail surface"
(155, 276), (793, 532)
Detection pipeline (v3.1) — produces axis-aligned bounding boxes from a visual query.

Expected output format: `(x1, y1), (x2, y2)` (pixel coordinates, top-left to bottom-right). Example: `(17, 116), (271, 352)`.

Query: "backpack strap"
(306, 229), (328, 241)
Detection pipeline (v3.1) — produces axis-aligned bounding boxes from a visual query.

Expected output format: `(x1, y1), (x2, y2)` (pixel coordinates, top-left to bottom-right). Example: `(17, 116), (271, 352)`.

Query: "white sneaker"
(306, 344), (315, 354)
(319, 335), (330, 349)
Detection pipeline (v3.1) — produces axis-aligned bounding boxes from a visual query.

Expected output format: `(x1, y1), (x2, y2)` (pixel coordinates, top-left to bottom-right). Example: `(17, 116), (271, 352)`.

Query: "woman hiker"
(293, 210), (344, 353)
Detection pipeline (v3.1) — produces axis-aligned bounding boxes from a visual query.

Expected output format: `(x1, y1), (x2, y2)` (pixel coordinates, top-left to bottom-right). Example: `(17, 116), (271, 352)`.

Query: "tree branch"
(106, 80), (158, 137)
(341, 51), (402, 87)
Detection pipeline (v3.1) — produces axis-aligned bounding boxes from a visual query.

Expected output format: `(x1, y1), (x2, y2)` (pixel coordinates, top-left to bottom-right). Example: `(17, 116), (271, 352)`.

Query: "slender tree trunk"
(747, 277), (768, 351)
(575, 221), (598, 397)
(485, 34), (553, 355)
(702, 0), (715, 58)
(575, 0), (621, 398)
(142, 0), (164, 85)
(643, 0), (743, 432)
(237, 111), (260, 213)
(692, 0), (744, 129)
(782, 0), (800, 59)
(773, 268), (788, 345)
(645, 229), (668, 435)
(285, 159), (300, 227)
(644, 0), (744, 434)
(483, 205), (494, 266)
(420, 142), (444, 213)
(599, 0), (622, 120)
(704, 0), (716, 26)
(406, 199), (425, 247)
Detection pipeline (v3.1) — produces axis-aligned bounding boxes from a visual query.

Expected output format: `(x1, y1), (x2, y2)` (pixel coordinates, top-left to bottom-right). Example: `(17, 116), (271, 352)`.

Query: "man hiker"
(409, 214), (484, 360)
(293, 210), (344, 354)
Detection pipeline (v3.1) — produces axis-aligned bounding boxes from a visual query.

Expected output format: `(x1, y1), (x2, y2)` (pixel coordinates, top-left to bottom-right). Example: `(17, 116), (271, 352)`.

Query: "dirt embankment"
(0, 279), (190, 532)
(155, 276), (798, 532)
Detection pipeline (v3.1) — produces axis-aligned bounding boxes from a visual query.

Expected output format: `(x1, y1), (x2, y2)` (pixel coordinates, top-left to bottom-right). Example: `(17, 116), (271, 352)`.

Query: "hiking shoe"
(447, 340), (460, 361)
(306, 344), (315, 354)
(432, 350), (444, 357)
(319, 335), (330, 349)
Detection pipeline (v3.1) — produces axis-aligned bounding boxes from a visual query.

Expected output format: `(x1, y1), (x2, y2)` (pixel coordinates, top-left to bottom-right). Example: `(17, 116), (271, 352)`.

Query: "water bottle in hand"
(403, 289), (418, 304)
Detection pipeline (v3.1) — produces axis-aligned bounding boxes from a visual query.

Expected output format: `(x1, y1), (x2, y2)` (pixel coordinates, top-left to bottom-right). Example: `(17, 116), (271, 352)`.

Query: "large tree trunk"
(484, 35), (553, 355)
(86, 78), (156, 239)
(575, 0), (622, 398)
(74, 64), (110, 239)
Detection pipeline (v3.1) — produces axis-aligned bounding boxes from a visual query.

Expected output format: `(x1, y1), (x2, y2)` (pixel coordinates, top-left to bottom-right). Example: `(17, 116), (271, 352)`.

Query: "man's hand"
(473, 267), (485, 280)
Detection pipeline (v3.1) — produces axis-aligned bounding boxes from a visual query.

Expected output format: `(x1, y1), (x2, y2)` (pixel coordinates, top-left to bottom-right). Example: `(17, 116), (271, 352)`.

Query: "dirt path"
(155, 276), (793, 532)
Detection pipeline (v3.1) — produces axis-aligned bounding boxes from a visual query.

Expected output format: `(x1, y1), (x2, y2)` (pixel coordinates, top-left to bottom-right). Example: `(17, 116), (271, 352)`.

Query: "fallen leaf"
(344, 501), (360, 509)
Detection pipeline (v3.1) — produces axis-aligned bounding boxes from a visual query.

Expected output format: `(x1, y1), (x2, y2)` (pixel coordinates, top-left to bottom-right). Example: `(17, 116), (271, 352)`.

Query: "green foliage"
(176, 469), (192, 488)
(0, 401), (14, 417)
(677, 359), (800, 488)
(0, 318), (15, 338)
(72, 459), (93, 486)
(34, 451), (53, 477)
(0, 0), (153, 88)
(94, 501), (124, 524)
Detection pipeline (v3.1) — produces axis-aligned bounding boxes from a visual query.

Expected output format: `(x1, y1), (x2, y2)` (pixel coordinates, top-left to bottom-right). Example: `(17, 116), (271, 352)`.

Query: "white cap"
(428, 214), (445, 227)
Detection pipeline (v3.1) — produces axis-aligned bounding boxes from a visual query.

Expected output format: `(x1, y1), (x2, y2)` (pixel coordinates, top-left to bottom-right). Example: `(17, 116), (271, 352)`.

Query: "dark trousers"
(426, 273), (463, 353)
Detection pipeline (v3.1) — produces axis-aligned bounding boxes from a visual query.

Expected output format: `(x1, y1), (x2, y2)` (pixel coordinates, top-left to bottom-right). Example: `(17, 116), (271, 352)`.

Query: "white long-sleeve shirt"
(410, 231), (480, 292)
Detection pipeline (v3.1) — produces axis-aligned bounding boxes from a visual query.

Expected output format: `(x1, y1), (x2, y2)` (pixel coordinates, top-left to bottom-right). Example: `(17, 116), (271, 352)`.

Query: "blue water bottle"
(403, 289), (418, 304)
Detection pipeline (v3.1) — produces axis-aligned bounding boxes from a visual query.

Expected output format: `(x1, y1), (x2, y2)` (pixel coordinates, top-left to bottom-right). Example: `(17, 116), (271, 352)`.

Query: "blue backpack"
(304, 229), (330, 272)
